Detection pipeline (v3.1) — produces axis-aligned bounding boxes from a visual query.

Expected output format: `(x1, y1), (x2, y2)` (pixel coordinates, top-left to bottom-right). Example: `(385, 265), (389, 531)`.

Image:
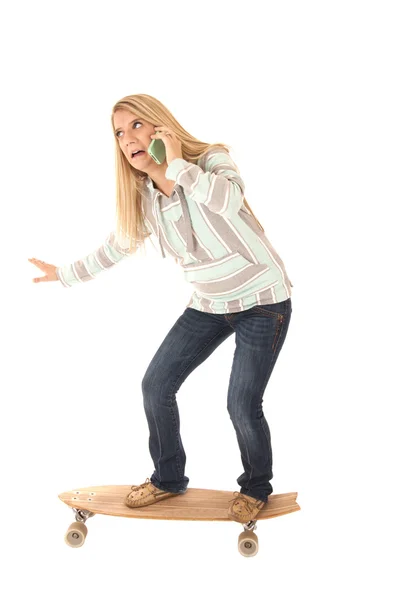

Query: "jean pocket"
(251, 299), (292, 353)
(250, 298), (290, 319)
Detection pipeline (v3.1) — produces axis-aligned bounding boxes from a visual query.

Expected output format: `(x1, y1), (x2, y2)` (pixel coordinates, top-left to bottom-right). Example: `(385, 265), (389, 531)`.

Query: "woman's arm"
(165, 149), (245, 220)
(55, 231), (134, 288)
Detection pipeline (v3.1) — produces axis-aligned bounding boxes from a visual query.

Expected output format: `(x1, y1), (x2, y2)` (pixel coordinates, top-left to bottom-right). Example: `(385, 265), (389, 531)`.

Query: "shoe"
(125, 477), (184, 508)
(227, 491), (266, 523)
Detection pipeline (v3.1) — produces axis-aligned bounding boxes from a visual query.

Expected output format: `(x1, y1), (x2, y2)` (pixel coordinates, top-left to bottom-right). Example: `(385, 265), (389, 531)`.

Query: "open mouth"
(131, 150), (145, 159)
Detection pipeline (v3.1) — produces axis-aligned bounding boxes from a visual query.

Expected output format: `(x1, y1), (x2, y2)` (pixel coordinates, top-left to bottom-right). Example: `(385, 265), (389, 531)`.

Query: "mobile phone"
(147, 138), (166, 164)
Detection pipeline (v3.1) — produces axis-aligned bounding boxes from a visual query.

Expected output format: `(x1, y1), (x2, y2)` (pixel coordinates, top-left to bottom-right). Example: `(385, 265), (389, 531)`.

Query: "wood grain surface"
(59, 486), (300, 521)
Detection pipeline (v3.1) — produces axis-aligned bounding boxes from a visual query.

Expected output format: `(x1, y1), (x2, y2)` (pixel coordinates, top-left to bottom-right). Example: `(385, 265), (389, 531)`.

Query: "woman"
(28, 93), (294, 523)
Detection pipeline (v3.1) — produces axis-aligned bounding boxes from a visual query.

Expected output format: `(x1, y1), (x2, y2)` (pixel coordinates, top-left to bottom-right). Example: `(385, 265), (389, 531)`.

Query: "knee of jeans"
(227, 405), (241, 423)
(142, 371), (171, 404)
(142, 372), (156, 399)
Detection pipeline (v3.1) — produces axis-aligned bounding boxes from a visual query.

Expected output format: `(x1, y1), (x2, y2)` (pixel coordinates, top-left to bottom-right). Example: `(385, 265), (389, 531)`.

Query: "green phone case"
(147, 138), (166, 164)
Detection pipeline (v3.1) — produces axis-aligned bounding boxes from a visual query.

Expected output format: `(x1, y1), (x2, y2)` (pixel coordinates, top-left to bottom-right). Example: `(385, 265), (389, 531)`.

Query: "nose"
(125, 132), (138, 147)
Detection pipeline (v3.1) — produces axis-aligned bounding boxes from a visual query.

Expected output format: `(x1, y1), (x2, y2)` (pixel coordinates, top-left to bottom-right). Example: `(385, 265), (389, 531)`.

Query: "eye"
(116, 121), (142, 138)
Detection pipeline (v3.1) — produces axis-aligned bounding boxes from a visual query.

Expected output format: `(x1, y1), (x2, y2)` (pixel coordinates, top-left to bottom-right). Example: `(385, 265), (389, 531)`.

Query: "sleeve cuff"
(165, 158), (192, 181)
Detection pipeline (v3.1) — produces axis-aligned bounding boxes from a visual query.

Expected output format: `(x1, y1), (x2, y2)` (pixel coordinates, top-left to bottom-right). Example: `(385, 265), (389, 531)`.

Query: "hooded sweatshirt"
(56, 147), (293, 313)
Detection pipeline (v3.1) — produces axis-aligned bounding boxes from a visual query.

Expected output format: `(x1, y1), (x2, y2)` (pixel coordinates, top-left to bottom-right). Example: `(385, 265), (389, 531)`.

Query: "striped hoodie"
(56, 147), (293, 313)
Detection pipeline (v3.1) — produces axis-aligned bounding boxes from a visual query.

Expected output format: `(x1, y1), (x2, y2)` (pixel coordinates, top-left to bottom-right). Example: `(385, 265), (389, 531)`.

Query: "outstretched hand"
(28, 258), (59, 283)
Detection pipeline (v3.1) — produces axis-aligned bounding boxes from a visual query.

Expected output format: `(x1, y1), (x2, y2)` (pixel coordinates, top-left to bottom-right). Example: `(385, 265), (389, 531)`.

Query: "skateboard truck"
(243, 519), (257, 531)
(73, 508), (95, 523)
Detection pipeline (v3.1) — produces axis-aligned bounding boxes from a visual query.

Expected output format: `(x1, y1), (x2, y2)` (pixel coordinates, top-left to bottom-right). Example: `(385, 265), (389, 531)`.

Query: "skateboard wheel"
(238, 530), (259, 557)
(64, 521), (88, 548)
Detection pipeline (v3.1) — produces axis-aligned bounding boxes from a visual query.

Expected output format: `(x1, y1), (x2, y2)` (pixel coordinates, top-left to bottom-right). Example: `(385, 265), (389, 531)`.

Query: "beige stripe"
(192, 265), (272, 298)
(194, 201), (232, 253)
(256, 236), (291, 296)
(183, 253), (242, 272)
(160, 199), (181, 212)
(192, 230), (214, 259)
(204, 175), (230, 214)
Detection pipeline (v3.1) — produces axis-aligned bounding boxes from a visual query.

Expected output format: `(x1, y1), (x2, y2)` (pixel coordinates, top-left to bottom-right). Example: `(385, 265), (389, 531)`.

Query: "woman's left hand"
(151, 126), (183, 165)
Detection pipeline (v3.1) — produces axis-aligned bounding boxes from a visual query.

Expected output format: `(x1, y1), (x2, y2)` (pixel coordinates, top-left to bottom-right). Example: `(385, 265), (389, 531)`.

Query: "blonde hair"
(110, 93), (264, 261)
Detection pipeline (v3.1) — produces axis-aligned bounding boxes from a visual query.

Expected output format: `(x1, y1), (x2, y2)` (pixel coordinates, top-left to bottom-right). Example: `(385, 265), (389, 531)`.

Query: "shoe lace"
(228, 491), (258, 517)
(130, 477), (156, 494)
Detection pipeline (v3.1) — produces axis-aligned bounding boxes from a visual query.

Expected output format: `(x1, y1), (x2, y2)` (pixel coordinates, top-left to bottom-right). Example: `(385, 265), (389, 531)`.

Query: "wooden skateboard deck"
(59, 485), (300, 556)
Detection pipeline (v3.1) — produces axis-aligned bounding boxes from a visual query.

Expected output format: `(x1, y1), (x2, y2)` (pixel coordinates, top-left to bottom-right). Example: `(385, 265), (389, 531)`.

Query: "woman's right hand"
(28, 258), (59, 283)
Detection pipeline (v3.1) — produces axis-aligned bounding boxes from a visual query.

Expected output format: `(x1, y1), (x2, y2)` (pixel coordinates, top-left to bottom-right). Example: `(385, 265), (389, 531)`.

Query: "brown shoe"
(125, 478), (183, 508)
(227, 491), (266, 523)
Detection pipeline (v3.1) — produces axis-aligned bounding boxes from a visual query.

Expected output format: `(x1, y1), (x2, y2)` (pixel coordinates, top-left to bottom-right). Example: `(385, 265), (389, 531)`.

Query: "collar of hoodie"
(145, 177), (195, 259)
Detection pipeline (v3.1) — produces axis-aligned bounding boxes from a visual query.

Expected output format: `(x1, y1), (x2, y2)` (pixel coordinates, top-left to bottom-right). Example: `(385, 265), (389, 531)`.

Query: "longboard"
(59, 485), (300, 557)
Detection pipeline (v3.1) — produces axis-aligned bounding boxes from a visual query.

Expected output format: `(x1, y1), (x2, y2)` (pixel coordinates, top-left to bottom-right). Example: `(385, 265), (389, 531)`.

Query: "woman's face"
(113, 109), (158, 169)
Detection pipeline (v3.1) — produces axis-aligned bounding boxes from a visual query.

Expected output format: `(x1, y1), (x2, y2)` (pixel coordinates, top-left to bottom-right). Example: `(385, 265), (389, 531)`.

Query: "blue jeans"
(142, 298), (292, 503)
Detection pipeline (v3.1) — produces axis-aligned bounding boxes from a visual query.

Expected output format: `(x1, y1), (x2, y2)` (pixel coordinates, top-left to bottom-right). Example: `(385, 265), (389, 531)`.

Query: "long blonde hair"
(110, 93), (264, 259)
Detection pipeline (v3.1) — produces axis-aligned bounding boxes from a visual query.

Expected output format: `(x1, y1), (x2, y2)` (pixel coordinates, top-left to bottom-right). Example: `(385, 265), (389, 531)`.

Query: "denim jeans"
(142, 298), (292, 503)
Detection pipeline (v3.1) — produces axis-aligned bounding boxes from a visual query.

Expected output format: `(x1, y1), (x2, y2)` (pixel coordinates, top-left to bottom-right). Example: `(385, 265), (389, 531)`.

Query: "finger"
(151, 132), (172, 139)
(151, 133), (169, 139)
(29, 258), (47, 272)
(153, 126), (172, 135)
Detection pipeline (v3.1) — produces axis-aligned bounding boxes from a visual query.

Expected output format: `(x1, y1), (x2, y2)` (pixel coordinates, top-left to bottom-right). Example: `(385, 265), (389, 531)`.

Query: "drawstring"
(154, 192), (166, 258)
(175, 186), (195, 253)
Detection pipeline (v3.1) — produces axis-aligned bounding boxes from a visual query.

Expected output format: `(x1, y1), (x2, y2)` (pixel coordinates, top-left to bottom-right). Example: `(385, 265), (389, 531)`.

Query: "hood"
(153, 184), (195, 258)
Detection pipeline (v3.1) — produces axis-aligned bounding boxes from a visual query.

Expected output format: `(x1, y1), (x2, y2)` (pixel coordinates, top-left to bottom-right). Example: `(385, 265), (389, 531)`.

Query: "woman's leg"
(142, 308), (234, 493)
(225, 298), (292, 502)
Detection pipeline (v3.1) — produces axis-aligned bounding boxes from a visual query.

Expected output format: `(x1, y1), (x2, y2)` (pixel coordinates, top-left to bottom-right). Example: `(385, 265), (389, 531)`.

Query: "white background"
(2, 0), (400, 598)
